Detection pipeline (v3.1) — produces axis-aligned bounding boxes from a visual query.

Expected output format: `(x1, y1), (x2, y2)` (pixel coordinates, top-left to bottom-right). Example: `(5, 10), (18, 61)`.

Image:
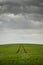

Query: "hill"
(0, 44), (43, 65)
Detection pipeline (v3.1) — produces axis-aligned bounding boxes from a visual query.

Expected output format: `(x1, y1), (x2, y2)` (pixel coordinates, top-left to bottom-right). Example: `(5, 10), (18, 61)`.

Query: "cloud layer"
(0, 0), (43, 44)
(0, 13), (43, 31)
(0, 0), (43, 14)
(0, 31), (43, 44)
(0, 0), (43, 30)
(0, 0), (43, 33)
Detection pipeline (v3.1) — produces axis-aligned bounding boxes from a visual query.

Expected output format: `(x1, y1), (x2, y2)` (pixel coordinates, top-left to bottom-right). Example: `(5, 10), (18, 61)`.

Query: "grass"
(0, 44), (43, 65)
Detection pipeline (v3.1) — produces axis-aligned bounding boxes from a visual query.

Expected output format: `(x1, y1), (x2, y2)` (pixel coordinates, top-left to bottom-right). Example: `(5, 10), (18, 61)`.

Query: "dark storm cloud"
(0, 0), (43, 14)
(0, 0), (43, 7)
(0, 0), (43, 30)
(24, 0), (43, 7)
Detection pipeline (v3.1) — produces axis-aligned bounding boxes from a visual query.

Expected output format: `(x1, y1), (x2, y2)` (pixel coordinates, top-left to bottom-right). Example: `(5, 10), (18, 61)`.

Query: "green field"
(0, 44), (43, 65)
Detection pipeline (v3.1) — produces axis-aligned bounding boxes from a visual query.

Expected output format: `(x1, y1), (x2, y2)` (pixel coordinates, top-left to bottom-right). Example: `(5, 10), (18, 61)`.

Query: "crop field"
(0, 44), (43, 65)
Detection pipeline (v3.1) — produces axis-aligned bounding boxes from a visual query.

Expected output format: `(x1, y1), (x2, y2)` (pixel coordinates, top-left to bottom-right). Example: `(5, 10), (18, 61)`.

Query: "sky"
(0, 0), (43, 44)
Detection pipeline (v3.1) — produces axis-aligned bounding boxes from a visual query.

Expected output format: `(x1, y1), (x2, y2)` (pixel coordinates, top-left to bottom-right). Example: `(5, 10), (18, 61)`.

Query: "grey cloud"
(1, 0), (43, 7)
(0, 4), (43, 15)
(0, 0), (43, 30)
(0, 14), (43, 30)
(0, 0), (43, 7)
(24, 0), (43, 7)
(0, 5), (21, 14)
(0, 0), (43, 14)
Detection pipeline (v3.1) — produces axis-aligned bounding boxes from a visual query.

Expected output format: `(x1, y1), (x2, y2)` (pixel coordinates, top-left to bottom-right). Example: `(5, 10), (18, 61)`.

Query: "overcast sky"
(0, 0), (43, 44)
